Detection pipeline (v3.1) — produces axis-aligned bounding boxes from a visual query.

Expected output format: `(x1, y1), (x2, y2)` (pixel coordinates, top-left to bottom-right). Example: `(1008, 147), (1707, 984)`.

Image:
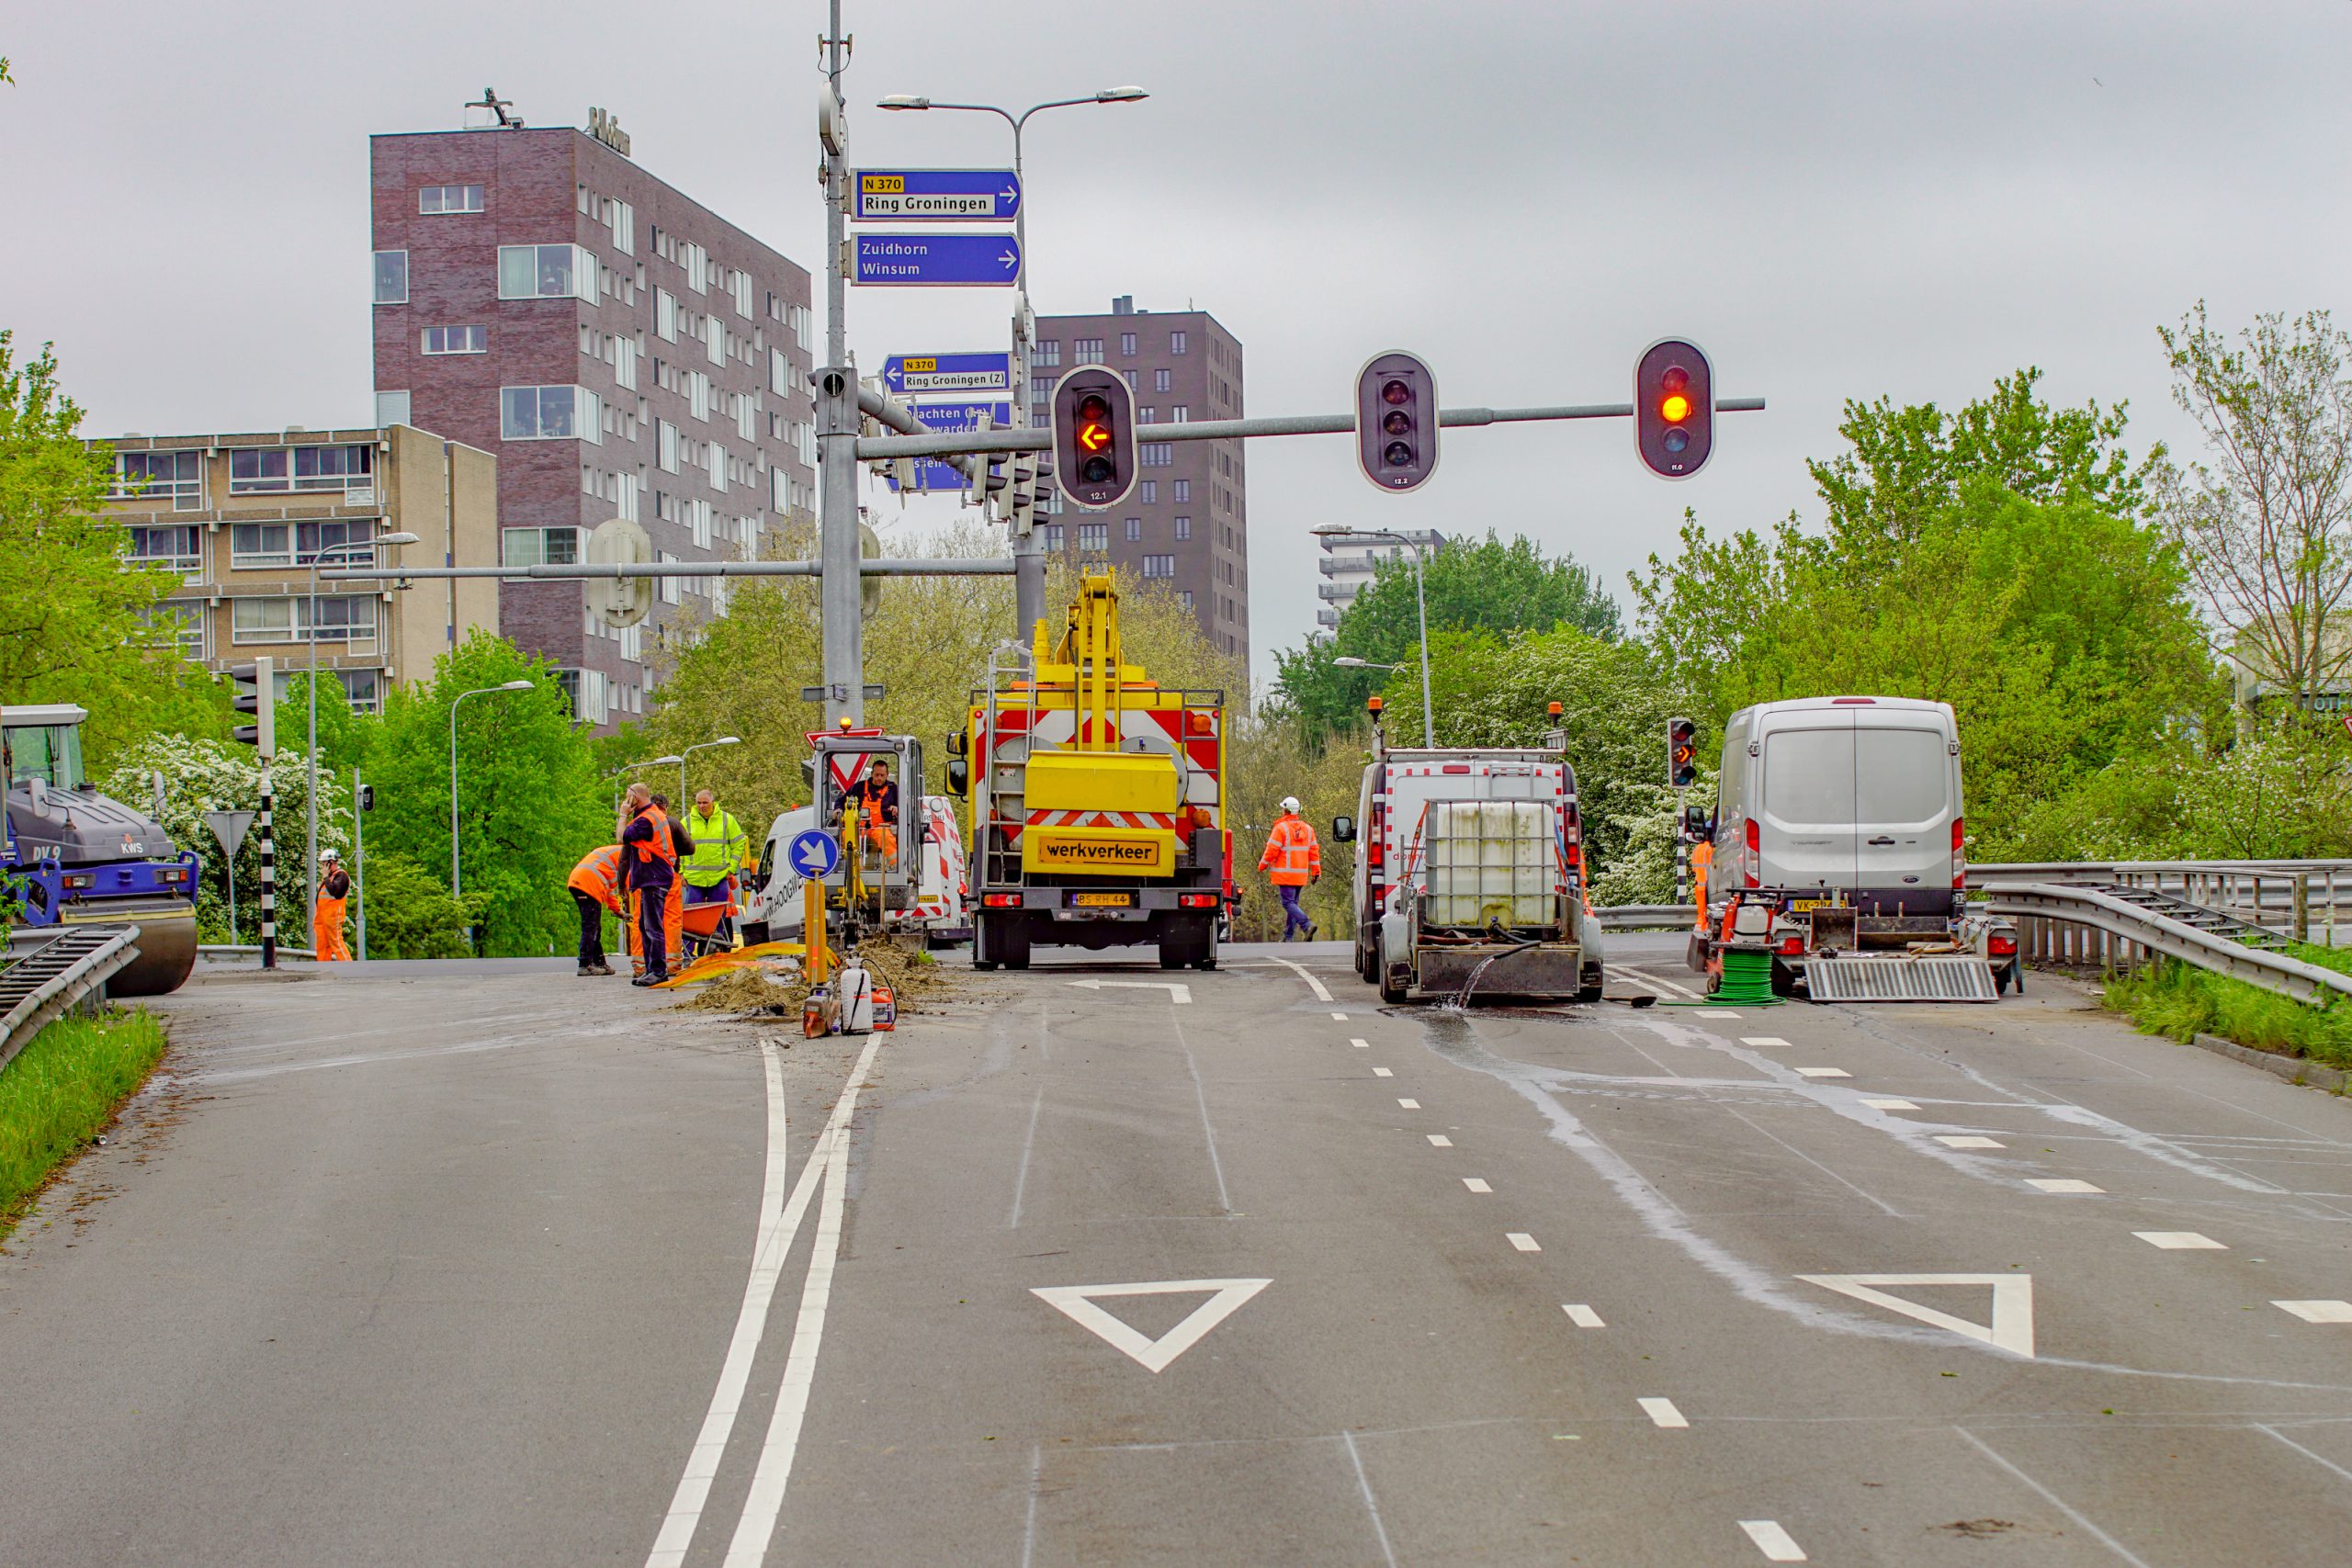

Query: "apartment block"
(98, 424), (499, 709)
(1030, 297), (1249, 675)
(370, 113), (817, 727)
(1316, 529), (1449, 635)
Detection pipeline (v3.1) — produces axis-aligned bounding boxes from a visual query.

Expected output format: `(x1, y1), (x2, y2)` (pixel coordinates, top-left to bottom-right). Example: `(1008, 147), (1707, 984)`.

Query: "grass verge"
(2102, 952), (2352, 1073)
(1, 1008), (169, 1238)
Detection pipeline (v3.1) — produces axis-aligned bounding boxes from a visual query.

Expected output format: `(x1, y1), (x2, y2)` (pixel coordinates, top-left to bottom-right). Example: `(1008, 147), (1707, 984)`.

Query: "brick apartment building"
(97, 425), (499, 709)
(1030, 298), (1250, 674)
(370, 113), (817, 726)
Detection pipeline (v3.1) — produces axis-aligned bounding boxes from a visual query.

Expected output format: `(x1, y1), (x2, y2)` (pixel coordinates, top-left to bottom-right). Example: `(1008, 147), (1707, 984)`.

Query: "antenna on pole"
(464, 87), (523, 130)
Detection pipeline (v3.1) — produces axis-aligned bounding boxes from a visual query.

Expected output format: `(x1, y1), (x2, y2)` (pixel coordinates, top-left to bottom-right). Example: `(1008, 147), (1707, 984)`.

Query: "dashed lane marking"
(2274, 1300), (2352, 1324)
(1563, 1304), (1605, 1328)
(1373, 1066), (1394, 1077)
(1427, 1134), (1453, 1147)
(1937, 1135), (2006, 1149)
(2029, 1179), (2105, 1194)
(1741, 1036), (1791, 1047)
(2135, 1232), (2226, 1249)
(1262, 956), (1334, 1002)
(1332, 1012), (1350, 1021)
(1794, 1066), (1851, 1078)
(1463, 1178), (1492, 1193)
(1351, 1037), (1371, 1048)
(1397, 1098), (1420, 1110)
(1508, 1233), (1542, 1252)
(1861, 1098), (1919, 1111)
(1695, 1009), (1743, 1019)
(1739, 1519), (1808, 1562)
(1637, 1397), (1689, 1429)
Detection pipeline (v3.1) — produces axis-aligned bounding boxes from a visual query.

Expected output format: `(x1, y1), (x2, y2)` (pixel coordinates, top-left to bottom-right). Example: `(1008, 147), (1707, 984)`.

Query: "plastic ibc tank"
(1423, 801), (1554, 927)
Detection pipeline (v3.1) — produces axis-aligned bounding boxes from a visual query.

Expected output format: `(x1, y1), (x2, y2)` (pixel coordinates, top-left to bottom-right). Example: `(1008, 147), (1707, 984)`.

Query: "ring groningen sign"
(853, 169), (1021, 222)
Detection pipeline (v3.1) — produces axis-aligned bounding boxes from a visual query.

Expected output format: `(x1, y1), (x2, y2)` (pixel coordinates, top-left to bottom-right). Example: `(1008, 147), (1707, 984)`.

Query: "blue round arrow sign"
(786, 829), (841, 879)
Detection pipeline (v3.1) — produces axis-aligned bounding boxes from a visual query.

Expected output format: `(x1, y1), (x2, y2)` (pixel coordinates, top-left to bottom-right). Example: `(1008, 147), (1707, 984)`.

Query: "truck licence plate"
(1787, 898), (1842, 913)
(1070, 892), (1133, 908)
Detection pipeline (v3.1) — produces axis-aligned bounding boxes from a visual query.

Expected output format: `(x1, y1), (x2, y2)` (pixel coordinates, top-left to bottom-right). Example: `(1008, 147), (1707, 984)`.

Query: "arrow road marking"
(1796, 1273), (2035, 1358)
(1065, 979), (1192, 1004)
(1031, 1278), (1271, 1373)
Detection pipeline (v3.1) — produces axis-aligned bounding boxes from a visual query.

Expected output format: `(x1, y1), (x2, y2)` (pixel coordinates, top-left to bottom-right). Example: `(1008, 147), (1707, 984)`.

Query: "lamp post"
(306, 529), (418, 919)
(679, 735), (742, 804)
(449, 680), (534, 900)
(1314, 526), (1435, 747)
(611, 755), (684, 813)
(876, 86), (1148, 642)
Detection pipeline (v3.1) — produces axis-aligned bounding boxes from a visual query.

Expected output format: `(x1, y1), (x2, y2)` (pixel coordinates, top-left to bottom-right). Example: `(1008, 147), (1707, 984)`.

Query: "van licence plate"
(1070, 892), (1133, 908)
(1787, 898), (1843, 913)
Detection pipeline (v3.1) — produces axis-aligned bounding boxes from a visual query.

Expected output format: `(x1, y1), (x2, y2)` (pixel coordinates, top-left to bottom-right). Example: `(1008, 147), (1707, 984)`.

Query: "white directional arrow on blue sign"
(786, 829), (841, 880)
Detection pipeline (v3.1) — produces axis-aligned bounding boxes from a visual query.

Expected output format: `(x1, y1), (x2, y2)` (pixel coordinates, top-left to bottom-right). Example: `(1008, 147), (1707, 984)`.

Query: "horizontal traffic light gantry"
(1355, 351), (1438, 492)
(1050, 367), (1137, 510)
(1635, 339), (1713, 479)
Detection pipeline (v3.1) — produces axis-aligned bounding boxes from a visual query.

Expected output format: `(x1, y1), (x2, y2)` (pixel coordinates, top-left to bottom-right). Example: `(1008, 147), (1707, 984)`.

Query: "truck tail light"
(1442, 763), (1471, 773)
(1951, 816), (1967, 889)
(1745, 818), (1760, 888)
(63, 873), (95, 889)
(1777, 931), (1806, 956)
(1179, 893), (1218, 909)
(982, 893), (1021, 908)
(1564, 840), (1582, 874)
(1988, 932), (2018, 958)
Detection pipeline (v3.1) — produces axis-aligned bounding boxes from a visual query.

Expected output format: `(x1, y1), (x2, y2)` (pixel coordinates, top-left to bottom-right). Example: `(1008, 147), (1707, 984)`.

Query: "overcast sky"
(6, 1), (2348, 683)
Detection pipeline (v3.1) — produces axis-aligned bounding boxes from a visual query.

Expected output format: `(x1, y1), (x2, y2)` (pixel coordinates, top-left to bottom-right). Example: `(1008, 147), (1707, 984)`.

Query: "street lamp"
(876, 85), (1149, 641)
(1313, 526), (1436, 747)
(679, 735), (741, 803)
(1334, 657), (1403, 671)
(449, 680), (535, 900)
(611, 754), (684, 813)
(306, 529), (419, 916)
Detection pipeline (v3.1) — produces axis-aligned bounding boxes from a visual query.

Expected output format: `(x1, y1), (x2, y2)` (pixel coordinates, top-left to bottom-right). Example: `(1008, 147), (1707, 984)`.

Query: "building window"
(658, 551), (682, 605)
(497, 243), (597, 303)
(609, 199), (635, 256)
(231, 594), (374, 644)
(501, 525), (581, 567)
(228, 445), (374, 496)
(1125, 517), (1141, 541)
(1078, 522), (1108, 552)
(1030, 376), (1056, 401)
(141, 600), (205, 658)
(422, 324), (487, 355)
(1173, 478), (1191, 502)
(1139, 443), (1173, 467)
(707, 441), (728, 493)
(1074, 337), (1104, 364)
(126, 524), (204, 576)
(111, 450), (203, 507)
(555, 668), (609, 725)
(656, 288), (678, 342)
(501, 385), (603, 443)
(373, 250), (408, 304)
(376, 390), (412, 428)
(1171, 404), (1189, 423)
(228, 518), (380, 569)
(418, 184), (484, 214)
(658, 420), (679, 473)
(1138, 408), (1156, 424)
(705, 313), (726, 366)
(336, 669), (383, 714)
(1035, 340), (1061, 367)
(1142, 555), (1175, 579)
(1042, 524), (1065, 549)
(1170, 331), (1188, 355)
(1174, 515), (1192, 540)
(1124, 369), (1139, 392)
(1119, 332), (1137, 356)
(1154, 368), (1171, 393)
(1180, 591), (1193, 612)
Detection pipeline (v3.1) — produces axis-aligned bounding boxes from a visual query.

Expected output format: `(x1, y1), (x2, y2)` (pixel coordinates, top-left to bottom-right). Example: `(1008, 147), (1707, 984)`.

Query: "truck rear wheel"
(1378, 962), (1410, 1006)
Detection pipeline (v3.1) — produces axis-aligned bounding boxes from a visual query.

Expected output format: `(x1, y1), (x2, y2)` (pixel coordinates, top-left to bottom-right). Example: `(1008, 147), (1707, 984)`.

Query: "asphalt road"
(4, 937), (2351, 1565)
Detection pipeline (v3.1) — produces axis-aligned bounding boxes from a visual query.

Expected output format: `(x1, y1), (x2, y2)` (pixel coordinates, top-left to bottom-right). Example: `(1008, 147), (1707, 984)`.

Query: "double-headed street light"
(679, 735), (741, 803)
(611, 754), (684, 813)
(307, 530), (419, 909)
(1314, 526), (1436, 748)
(449, 680), (534, 900)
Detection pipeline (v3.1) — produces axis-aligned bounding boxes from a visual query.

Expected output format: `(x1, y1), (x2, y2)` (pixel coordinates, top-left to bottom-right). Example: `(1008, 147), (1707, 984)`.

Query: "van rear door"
(1852, 719), (1955, 914)
(1758, 715), (1857, 892)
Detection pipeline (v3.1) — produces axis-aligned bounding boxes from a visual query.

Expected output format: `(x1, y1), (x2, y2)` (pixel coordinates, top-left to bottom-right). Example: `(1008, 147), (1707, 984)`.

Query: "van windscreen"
(1856, 728), (1948, 823)
(1762, 728), (1854, 826)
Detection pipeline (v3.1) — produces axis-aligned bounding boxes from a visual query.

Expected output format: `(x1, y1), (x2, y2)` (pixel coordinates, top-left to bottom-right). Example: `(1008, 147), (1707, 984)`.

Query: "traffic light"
(1668, 716), (1698, 789)
(1355, 351), (1438, 491)
(229, 658), (275, 753)
(1635, 339), (1713, 479)
(1050, 367), (1136, 510)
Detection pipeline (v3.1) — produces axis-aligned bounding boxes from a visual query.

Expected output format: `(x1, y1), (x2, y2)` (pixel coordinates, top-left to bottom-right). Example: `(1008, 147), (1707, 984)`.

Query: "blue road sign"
(882, 352), (1013, 396)
(854, 168), (1021, 222)
(854, 233), (1021, 288)
(786, 829), (841, 880)
(883, 400), (1015, 493)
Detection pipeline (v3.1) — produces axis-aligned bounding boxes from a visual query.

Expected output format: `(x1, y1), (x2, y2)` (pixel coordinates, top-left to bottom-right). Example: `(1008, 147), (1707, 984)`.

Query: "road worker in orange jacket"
(313, 850), (353, 962)
(568, 842), (627, 976)
(1259, 796), (1322, 942)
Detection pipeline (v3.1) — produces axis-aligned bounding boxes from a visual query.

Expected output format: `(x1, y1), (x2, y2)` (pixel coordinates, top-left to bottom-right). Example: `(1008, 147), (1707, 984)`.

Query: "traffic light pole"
(818, 1), (862, 728)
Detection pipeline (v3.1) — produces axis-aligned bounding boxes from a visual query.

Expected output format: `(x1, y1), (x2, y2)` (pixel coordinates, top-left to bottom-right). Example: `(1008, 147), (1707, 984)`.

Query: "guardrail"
(196, 944), (318, 961)
(1973, 861), (2352, 946)
(1982, 884), (2352, 1005)
(1593, 905), (1696, 930)
(1, 925), (143, 1073)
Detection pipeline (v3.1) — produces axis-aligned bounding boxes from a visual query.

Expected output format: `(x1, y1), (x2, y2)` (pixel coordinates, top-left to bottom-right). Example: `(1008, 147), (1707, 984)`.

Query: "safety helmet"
(1280, 795), (1300, 815)
(319, 849), (340, 863)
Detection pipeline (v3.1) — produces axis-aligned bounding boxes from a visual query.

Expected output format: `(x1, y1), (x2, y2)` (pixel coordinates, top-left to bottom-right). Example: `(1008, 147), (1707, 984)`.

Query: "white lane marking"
(1020, 1442), (1043, 1568)
(1008, 1079), (1047, 1229)
(1937, 1135), (2006, 1149)
(1397, 1098), (1420, 1110)
(1265, 955), (1334, 1002)
(1794, 1066), (1850, 1078)
(1373, 1066), (1394, 1077)
(1739, 1519), (1808, 1562)
(1952, 1429), (2156, 1568)
(2274, 1300), (2352, 1324)
(1339, 1429), (1401, 1568)
(1860, 1098), (1920, 1111)
(1741, 1036), (1792, 1048)
(1631, 967), (1703, 998)
(1331, 1011), (1350, 1021)
(1172, 1018), (1232, 1214)
(1351, 1037), (1371, 1048)
(1637, 1397), (1689, 1429)
(2029, 1179), (2105, 1194)
(1065, 979), (1191, 1003)
(1030, 1278), (1272, 1373)
(1695, 1009), (1742, 1018)
(720, 1033), (886, 1568)
(2256, 1423), (2352, 1484)
(1463, 1178), (1492, 1193)
(1797, 1274), (2035, 1359)
(1508, 1232), (1542, 1252)
(1563, 1304), (1605, 1327)
(645, 1038), (793, 1568)
(2135, 1231), (2226, 1249)
(1427, 1134), (1453, 1147)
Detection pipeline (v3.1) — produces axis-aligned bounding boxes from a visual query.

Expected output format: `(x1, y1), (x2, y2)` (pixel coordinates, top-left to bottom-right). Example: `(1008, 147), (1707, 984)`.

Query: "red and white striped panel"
(1024, 808), (1181, 832)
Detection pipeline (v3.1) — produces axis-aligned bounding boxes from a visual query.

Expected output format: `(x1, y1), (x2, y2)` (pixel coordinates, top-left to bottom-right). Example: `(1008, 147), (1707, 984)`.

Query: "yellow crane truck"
(947, 576), (1228, 972)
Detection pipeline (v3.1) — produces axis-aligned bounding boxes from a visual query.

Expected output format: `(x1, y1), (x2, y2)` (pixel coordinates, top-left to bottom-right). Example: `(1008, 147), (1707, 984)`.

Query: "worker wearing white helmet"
(313, 848), (353, 962)
(1258, 795), (1322, 942)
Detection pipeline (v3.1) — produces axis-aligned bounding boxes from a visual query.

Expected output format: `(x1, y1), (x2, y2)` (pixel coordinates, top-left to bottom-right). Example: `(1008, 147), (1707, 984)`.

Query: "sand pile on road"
(667, 941), (947, 1018)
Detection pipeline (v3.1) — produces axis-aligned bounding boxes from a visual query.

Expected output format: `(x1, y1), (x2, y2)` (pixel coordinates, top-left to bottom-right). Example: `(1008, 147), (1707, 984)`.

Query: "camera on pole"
(1354, 351), (1438, 491)
(1050, 367), (1136, 510)
(1635, 339), (1714, 479)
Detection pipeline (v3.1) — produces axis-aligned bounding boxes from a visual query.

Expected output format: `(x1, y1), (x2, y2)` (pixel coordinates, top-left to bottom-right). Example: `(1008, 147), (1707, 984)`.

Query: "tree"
(1225, 709), (1365, 942)
(2156, 303), (2352, 705)
(0, 332), (229, 764)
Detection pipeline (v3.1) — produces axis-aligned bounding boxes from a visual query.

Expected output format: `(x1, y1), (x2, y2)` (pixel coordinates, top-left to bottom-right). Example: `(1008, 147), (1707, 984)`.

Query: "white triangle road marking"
(1031, 1278), (1271, 1373)
(1064, 979), (1192, 1004)
(1796, 1272), (2035, 1358)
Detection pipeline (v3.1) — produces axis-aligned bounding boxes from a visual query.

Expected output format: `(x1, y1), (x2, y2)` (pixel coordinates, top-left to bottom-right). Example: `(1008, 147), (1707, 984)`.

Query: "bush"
(354, 852), (478, 959)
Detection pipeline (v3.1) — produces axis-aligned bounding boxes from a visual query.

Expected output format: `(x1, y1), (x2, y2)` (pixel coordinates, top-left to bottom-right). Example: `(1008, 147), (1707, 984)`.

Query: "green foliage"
(1225, 714), (1366, 942)
(273, 670), (375, 776)
(1274, 532), (1620, 738)
(2, 1008), (169, 1237)
(362, 632), (604, 956)
(2104, 957), (2352, 1072)
(0, 333), (230, 767)
(354, 852), (476, 959)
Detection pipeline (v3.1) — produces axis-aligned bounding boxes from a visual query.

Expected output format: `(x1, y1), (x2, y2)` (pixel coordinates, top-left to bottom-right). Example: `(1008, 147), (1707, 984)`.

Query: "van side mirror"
(1680, 805), (1711, 840)
(945, 758), (968, 796)
(1331, 815), (1355, 843)
(946, 729), (968, 758)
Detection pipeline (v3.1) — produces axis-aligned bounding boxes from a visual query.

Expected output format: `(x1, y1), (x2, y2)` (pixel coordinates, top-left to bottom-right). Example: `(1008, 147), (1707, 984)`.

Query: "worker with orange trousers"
(618, 784), (680, 986)
(567, 842), (626, 976)
(312, 849), (353, 961)
(1259, 795), (1322, 942)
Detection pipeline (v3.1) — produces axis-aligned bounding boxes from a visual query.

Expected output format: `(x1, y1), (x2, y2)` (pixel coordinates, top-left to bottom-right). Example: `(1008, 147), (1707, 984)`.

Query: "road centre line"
(2136, 1232), (2226, 1249)
(722, 1032), (885, 1568)
(1263, 955), (1334, 1002)
(1738, 1519), (1808, 1562)
(1637, 1397), (1689, 1429)
(1952, 1428), (2156, 1568)
(1464, 1178), (1492, 1192)
(1427, 1134), (1453, 1147)
(1508, 1232), (1541, 1251)
(1563, 1304), (1606, 1327)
